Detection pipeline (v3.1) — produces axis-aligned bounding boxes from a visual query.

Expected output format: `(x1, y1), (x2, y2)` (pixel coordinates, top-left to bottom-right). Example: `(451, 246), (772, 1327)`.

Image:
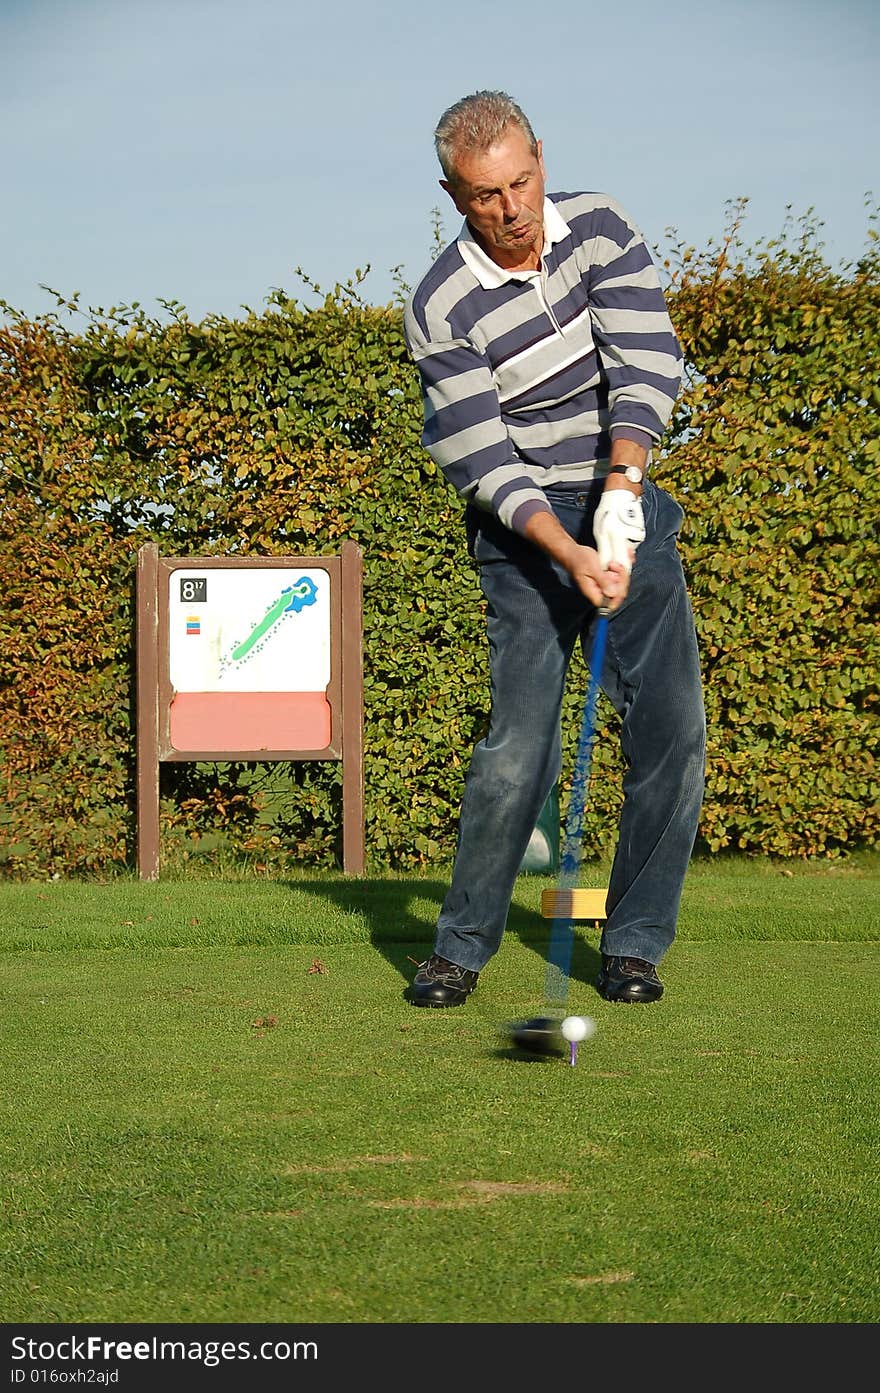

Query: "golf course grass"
(1, 855), (877, 1324)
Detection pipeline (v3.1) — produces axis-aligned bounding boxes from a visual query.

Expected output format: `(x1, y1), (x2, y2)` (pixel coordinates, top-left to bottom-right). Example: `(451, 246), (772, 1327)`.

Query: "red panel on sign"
(169, 692), (332, 752)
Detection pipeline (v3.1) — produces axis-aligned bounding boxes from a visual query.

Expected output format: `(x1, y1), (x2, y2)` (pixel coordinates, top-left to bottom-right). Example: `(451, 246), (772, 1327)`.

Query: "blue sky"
(2, 0), (877, 320)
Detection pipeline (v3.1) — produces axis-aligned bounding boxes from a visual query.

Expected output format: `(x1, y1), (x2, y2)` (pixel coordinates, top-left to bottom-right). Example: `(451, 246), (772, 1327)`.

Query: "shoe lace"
(409, 953), (455, 977)
(620, 956), (656, 977)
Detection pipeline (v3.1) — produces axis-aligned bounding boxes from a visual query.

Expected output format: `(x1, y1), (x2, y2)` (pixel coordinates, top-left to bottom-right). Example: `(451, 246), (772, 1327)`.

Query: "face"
(441, 126), (546, 270)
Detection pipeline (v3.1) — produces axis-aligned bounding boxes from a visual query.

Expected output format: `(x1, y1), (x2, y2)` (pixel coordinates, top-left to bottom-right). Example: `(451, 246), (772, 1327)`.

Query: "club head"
(505, 1015), (566, 1056)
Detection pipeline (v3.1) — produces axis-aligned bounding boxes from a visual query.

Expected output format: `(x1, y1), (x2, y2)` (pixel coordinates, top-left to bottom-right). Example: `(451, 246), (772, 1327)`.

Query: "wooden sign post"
(136, 541), (364, 879)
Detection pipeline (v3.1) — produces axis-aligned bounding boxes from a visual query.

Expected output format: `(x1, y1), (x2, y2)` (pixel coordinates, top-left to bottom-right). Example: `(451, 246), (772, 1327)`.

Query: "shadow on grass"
(285, 875), (602, 1007)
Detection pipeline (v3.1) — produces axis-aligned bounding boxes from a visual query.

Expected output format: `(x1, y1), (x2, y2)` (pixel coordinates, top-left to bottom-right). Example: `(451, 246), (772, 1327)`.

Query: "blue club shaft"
(544, 611), (609, 1006)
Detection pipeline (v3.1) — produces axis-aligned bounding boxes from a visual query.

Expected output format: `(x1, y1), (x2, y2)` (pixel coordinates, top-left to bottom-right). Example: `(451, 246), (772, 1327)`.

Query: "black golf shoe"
(409, 953), (479, 1008)
(597, 954), (663, 1003)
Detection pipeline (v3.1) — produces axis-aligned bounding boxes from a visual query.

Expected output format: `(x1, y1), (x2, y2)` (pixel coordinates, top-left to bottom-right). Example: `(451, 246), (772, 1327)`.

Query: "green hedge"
(1, 210), (877, 876)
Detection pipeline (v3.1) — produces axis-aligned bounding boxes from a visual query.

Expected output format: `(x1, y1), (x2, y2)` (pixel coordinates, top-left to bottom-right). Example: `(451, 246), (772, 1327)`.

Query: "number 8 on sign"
(180, 578), (207, 603)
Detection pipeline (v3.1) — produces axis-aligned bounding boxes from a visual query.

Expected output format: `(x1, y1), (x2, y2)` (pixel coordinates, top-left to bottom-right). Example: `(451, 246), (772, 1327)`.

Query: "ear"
(440, 178), (467, 216)
(536, 139), (545, 177)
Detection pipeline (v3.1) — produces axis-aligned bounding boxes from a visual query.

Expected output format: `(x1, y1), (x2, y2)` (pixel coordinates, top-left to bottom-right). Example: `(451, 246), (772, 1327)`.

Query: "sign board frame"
(136, 540), (364, 879)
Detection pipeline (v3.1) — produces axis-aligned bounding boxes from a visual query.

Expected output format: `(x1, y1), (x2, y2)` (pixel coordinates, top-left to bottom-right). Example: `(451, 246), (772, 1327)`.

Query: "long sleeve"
(578, 197), (683, 444)
(402, 308), (552, 532)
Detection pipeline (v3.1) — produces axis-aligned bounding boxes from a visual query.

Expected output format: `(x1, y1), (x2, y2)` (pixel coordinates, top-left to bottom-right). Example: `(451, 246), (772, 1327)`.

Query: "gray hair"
(434, 90), (538, 183)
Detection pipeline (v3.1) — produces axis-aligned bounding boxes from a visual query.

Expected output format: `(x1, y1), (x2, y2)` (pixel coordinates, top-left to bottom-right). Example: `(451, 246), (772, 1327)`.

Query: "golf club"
(508, 603), (610, 1055)
(545, 603), (609, 1002)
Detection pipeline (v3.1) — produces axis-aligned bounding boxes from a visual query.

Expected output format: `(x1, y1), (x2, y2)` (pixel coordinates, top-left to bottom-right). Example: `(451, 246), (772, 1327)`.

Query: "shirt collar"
(457, 197), (571, 288)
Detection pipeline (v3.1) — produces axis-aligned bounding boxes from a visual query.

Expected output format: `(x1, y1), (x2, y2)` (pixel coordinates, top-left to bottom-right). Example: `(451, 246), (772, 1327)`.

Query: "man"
(403, 91), (705, 1007)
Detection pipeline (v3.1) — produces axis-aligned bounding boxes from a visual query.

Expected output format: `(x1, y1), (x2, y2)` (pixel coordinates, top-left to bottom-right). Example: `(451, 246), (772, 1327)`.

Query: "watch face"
(624, 465), (643, 482)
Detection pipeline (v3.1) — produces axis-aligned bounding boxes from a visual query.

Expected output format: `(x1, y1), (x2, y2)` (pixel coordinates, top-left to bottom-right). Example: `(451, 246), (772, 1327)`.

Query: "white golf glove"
(593, 490), (646, 572)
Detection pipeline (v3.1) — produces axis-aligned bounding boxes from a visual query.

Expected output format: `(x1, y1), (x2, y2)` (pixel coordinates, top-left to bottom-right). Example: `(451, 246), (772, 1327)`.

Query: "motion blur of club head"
(1, 0), (877, 324)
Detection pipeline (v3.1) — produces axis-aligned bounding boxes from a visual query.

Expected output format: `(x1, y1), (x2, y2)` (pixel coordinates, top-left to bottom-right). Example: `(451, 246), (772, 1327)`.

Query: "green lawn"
(1, 855), (878, 1324)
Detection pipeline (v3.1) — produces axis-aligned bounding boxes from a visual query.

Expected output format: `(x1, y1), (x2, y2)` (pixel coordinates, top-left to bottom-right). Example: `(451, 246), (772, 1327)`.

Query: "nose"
(501, 189), (521, 221)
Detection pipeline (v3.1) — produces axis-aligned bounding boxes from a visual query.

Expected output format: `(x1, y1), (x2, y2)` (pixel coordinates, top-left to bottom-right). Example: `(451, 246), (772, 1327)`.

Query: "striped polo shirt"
(404, 192), (683, 534)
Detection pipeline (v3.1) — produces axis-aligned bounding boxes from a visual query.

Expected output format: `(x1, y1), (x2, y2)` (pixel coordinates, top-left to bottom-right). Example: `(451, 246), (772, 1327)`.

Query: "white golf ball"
(561, 1015), (596, 1043)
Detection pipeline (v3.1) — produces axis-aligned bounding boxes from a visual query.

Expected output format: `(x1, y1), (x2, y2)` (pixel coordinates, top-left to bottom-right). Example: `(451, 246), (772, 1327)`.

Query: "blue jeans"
(434, 480), (706, 971)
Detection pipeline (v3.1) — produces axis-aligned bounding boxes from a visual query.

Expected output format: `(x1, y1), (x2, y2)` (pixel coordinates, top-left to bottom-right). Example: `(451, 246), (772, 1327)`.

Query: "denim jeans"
(433, 480), (706, 971)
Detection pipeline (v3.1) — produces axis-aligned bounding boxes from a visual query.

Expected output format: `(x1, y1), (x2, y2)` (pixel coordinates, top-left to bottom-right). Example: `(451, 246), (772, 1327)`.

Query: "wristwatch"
(608, 463), (645, 484)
